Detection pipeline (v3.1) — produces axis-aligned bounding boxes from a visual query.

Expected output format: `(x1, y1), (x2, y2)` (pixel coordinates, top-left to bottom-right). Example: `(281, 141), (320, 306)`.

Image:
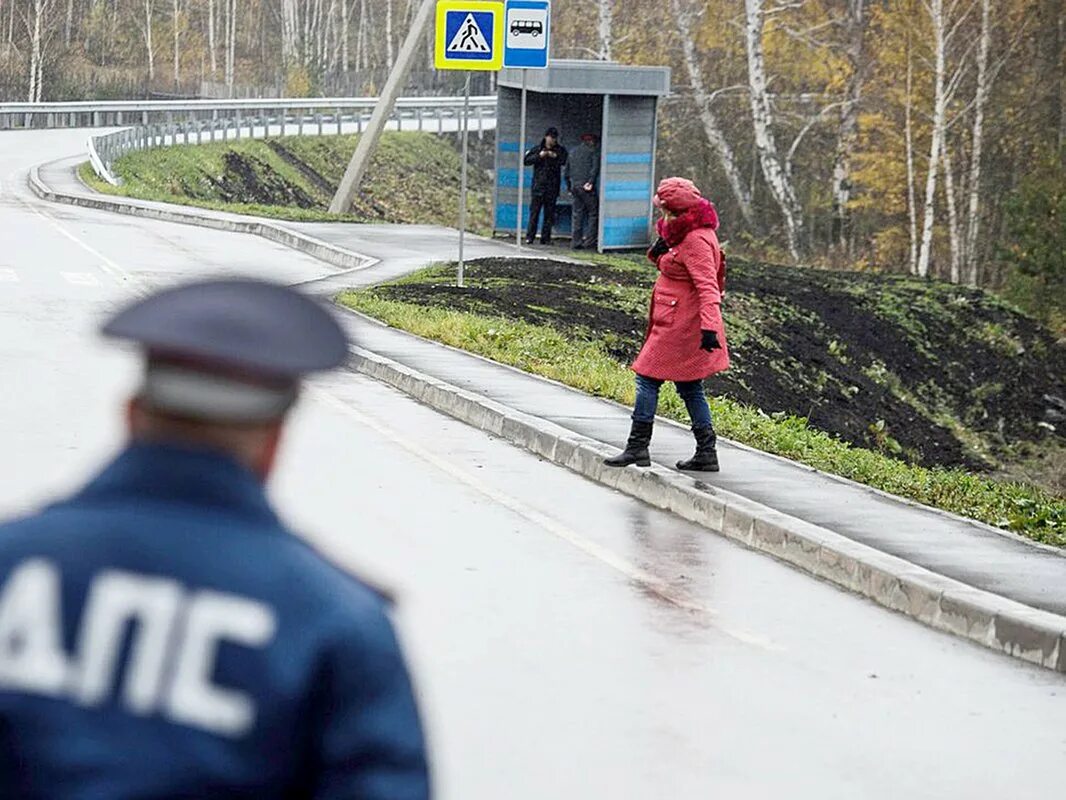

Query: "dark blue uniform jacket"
(0, 443), (430, 799)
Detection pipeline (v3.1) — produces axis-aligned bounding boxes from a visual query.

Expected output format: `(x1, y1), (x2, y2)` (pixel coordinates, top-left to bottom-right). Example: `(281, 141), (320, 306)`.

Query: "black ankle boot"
(604, 420), (654, 467)
(677, 425), (719, 472)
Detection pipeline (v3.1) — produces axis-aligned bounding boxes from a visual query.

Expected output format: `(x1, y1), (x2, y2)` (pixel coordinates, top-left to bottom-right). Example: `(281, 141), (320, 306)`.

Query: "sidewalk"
(34, 156), (1066, 629)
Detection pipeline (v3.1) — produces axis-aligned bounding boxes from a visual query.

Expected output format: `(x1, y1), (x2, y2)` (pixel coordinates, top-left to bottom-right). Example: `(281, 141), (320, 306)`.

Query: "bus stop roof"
(498, 60), (671, 97)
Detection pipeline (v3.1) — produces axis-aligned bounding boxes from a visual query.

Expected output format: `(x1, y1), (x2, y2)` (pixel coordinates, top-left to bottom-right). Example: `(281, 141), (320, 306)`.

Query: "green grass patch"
(338, 287), (1065, 547)
(79, 131), (492, 231)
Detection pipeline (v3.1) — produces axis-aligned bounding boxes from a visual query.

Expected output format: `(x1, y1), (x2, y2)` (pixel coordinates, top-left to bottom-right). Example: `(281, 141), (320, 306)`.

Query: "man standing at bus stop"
(567, 132), (600, 250)
(0, 278), (430, 799)
(524, 125), (568, 245)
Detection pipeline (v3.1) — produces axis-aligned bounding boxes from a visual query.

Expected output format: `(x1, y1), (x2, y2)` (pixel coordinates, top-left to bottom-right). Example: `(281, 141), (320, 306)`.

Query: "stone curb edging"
(32, 157), (1066, 673)
(28, 163), (378, 274)
(348, 343), (1066, 674)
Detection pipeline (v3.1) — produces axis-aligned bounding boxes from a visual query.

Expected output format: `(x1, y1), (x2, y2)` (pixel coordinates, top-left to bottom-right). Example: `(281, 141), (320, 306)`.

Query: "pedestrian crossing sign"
(435, 0), (504, 71)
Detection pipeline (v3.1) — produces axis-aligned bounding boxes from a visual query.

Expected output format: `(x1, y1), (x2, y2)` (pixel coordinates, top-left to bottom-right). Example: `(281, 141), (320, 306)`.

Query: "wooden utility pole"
(329, 0), (435, 213)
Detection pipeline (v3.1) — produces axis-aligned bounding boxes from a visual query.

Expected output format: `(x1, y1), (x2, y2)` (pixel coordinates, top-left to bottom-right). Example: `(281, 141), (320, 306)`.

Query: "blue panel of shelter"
(598, 94), (657, 249)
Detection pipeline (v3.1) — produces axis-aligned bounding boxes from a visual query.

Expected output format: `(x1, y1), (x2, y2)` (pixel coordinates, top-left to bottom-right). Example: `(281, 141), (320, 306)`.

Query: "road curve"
(0, 129), (1063, 798)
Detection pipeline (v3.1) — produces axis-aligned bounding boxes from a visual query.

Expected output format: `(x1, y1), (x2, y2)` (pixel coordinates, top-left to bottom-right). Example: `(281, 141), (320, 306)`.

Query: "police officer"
(0, 279), (430, 799)
(523, 126), (568, 245)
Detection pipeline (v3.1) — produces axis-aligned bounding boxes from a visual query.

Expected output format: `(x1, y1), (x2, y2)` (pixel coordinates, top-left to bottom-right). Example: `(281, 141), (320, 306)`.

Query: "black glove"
(700, 329), (721, 352)
(648, 237), (669, 260)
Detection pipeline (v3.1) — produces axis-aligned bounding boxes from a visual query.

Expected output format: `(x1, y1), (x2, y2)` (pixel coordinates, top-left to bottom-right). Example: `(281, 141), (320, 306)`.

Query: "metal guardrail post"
(281, 108), (287, 136)
(316, 112), (323, 136)
(235, 109), (242, 139)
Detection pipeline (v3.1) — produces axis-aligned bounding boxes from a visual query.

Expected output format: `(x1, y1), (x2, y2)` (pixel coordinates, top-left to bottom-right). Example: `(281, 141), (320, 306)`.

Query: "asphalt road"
(1, 129), (1064, 798)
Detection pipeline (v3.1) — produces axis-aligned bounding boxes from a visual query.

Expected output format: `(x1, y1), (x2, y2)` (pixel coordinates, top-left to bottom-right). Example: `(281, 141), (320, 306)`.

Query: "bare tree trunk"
(905, 35), (919, 275)
(64, 0), (72, 46)
(282, 0), (298, 66)
(341, 0), (349, 72)
(744, 0), (804, 261)
(172, 0), (180, 87)
(917, 0), (948, 279)
(831, 0), (866, 253)
(671, 0), (755, 227)
(964, 0), (992, 286)
(597, 0), (612, 60)
(224, 0), (235, 86)
(942, 141), (962, 282)
(28, 0), (44, 101)
(143, 0), (155, 81)
(385, 0), (394, 68)
(207, 0), (217, 77)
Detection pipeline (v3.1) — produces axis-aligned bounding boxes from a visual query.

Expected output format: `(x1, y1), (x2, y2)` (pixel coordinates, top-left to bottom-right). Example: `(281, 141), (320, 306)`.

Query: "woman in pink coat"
(605, 177), (730, 472)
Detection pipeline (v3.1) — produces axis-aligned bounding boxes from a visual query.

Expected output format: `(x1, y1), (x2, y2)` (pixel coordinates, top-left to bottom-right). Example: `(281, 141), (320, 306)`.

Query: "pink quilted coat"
(630, 178), (730, 382)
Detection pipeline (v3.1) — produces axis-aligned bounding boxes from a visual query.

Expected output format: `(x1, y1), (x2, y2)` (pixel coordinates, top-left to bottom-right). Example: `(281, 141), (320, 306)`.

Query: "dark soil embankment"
(375, 256), (1066, 476)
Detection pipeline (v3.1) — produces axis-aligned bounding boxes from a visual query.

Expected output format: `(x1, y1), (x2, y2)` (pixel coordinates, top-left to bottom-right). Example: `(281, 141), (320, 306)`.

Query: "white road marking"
(11, 191), (143, 293)
(0, 269), (19, 282)
(309, 386), (778, 651)
(62, 271), (101, 286)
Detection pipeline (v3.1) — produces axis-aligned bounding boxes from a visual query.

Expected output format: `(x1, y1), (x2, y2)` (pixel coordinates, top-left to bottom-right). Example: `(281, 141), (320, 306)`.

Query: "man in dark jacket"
(565, 132), (601, 249)
(523, 126), (568, 245)
(0, 279), (430, 800)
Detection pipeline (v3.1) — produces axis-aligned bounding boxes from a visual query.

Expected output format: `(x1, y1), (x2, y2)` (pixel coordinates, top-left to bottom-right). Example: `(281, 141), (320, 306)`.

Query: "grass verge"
(338, 289), (1065, 548)
(78, 131), (493, 230)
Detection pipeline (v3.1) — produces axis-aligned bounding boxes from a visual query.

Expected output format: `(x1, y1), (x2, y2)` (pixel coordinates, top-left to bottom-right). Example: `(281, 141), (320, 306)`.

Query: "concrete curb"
(28, 162), (378, 274)
(349, 343), (1066, 673)
(33, 156), (1066, 672)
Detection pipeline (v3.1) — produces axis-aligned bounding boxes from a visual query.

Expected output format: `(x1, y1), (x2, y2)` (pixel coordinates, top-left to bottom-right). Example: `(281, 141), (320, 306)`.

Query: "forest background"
(1, 0), (1063, 325)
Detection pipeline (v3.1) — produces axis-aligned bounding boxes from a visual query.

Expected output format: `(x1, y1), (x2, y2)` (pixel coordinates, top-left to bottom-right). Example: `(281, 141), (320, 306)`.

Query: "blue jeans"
(632, 374), (712, 428)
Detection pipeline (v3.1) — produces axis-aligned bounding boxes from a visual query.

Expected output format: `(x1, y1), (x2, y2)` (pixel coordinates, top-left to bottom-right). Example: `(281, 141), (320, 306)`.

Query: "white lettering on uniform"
(0, 559), (277, 738)
(71, 571), (183, 714)
(166, 590), (276, 737)
(0, 559), (69, 696)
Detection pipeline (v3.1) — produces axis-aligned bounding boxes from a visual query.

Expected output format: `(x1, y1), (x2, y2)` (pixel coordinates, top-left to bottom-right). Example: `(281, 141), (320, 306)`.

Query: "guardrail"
(75, 96), (497, 186)
(0, 95), (497, 129)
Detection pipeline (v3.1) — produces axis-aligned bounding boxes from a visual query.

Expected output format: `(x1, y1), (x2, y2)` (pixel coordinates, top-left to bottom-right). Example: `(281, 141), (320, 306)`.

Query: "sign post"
(503, 0), (550, 250)
(516, 69), (527, 249)
(435, 0), (504, 286)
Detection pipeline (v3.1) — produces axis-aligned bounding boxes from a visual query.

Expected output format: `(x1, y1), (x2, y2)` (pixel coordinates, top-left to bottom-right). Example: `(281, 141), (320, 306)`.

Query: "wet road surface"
(1, 130), (1064, 797)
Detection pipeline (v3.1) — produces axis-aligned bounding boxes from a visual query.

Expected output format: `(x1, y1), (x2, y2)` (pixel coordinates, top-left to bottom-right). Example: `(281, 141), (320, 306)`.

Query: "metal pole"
(516, 70), (528, 249)
(458, 74), (471, 288)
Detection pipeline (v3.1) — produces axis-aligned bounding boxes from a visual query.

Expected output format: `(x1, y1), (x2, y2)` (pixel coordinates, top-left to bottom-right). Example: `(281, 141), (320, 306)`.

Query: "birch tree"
(281, 0), (297, 66)
(744, 0), (804, 261)
(915, 0), (971, 278)
(670, 0), (755, 226)
(941, 141), (963, 281)
(140, 0), (155, 80)
(904, 33), (918, 274)
(597, 0), (612, 60)
(172, 0), (180, 85)
(962, 0), (991, 285)
(24, 0), (57, 101)
(207, 0), (216, 75)
(224, 0), (235, 86)
(830, 0), (867, 252)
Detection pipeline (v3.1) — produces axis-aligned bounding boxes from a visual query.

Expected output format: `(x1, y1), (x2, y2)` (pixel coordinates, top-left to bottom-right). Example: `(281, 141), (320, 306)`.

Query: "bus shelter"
(493, 60), (671, 251)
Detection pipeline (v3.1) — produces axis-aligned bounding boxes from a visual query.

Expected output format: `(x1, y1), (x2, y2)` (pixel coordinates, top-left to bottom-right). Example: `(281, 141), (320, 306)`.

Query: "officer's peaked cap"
(103, 278), (350, 378)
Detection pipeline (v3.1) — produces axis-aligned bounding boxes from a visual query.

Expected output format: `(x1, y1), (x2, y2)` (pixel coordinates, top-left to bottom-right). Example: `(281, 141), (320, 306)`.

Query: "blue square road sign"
(435, 1), (504, 70)
(503, 0), (550, 69)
